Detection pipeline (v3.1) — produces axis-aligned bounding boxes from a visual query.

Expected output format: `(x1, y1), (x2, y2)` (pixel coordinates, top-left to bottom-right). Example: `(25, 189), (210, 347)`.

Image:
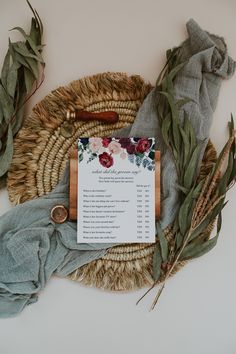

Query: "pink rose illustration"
(89, 137), (102, 153)
(99, 152), (114, 168)
(108, 140), (121, 154)
(135, 138), (150, 153)
(120, 151), (127, 159)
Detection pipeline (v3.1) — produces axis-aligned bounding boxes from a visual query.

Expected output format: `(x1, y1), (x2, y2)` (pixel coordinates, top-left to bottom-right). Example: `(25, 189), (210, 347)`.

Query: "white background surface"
(0, 1), (236, 353)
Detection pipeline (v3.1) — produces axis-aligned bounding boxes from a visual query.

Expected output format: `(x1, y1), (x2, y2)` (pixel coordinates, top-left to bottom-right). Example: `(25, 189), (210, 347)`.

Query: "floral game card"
(77, 137), (155, 243)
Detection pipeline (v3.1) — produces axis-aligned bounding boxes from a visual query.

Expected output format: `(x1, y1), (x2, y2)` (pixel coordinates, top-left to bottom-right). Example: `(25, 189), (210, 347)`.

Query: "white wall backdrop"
(0, 1), (236, 353)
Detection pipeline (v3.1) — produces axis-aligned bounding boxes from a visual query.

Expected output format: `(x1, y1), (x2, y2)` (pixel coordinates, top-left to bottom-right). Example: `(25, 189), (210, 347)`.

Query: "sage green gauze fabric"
(0, 19), (235, 318)
(0, 164), (118, 317)
(115, 19), (236, 228)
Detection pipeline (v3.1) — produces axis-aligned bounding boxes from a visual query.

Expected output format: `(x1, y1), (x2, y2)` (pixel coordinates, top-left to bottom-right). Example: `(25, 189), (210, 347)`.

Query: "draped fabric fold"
(0, 19), (235, 317)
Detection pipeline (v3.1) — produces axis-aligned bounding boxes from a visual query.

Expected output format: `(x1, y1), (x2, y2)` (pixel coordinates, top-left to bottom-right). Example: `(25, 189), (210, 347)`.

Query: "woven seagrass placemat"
(7, 72), (217, 291)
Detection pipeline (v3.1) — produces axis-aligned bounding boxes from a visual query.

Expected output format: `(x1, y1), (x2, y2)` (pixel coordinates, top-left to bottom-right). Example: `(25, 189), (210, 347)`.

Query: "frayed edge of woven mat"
(7, 71), (152, 204)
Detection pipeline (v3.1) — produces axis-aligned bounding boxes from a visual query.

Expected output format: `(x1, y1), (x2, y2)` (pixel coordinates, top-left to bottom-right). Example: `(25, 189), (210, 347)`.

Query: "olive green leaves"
(152, 112), (236, 309)
(0, 1), (44, 181)
(149, 49), (236, 310)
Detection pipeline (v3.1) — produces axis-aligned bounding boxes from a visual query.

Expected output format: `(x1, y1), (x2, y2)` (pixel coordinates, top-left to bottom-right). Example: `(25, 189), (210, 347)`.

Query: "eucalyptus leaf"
(180, 213), (222, 261)
(178, 187), (194, 235)
(0, 124), (13, 177)
(1, 50), (11, 90)
(166, 75), (174, 96)
(24, 67), (35, 93)
(176, 232), (184, 250)
(168, 61), (186, 82)
(156, 222), (169, 262)
(0, 84), (14, 122)
(34, 9), (44, 38)
(10, 27), (43, 61)
(27, 0), (43, 38)
(179, 235), (218, 260)
(183, 142), (203, 190)
(13, 51), (31, 70)
(29, 17), (41, 47)
(179, 125), (190, 168)
(172, 217), (180, 235)
(8, 39), (16, 60)
(0, 174), (7, 189)
(160, 91), (181, 153)
(161, 113), (171, 146)
(11, 80), (26, 136)
(152, 243), (162, 281)
(7, 61), (20, 98)
(13, 42), (44, 63)
(176, 184), (189, 195)
(155, 48), (180, 86)
(0, 105), (3, 125)
(229, 116), (235, 155)
(24, 56), (39, 79)
(189, 199), (226, 241)
(184, 112), (196, 153)
(192, 178), (204, 198)
(12, 103), (25, 136)
(176, 97), (192, 109)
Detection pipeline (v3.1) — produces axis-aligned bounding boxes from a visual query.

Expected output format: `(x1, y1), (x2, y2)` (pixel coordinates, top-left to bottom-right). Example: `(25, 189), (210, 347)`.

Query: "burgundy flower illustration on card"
(78, 137), (155, 170)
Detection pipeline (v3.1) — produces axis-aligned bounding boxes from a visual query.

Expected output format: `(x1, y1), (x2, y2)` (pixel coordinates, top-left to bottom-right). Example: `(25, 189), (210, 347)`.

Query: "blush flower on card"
(89, 137), (103, 153)
(99, 152), (114, 168)
(78, 137), (155, 171)
(108, 141), (122, 154)
(120, 151), (127, 159)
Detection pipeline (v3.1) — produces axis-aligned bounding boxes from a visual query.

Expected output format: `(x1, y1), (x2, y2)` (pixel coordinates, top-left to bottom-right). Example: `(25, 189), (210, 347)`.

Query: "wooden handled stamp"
(66, 110), (119, 123)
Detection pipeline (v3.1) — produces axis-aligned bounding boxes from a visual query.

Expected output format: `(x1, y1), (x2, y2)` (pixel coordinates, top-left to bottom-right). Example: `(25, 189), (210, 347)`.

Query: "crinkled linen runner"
(0, 19), (235, 317)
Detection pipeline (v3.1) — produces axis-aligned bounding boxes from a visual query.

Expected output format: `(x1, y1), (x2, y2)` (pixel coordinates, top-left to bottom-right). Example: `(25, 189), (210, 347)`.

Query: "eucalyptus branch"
(144, 120), (236, 310)
(139, 54), (236, 310)
(0, 1), (45, 179)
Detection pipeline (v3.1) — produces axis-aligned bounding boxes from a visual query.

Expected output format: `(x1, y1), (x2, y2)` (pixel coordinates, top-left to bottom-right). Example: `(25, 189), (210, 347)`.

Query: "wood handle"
(68, 110), (119, 123)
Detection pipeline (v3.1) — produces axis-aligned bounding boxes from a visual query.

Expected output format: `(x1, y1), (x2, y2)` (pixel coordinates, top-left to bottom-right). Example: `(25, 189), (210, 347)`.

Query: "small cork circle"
(51, 205), (68, 224)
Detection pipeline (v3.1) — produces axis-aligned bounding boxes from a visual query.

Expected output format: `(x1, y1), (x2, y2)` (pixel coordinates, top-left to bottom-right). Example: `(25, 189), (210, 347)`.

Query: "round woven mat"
(7, 72), (217, 291)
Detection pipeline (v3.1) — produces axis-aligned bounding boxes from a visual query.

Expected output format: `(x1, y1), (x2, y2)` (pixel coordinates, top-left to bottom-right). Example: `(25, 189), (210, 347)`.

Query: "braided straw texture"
(7, 72), (217, 291)
(7, 72), (152, 203)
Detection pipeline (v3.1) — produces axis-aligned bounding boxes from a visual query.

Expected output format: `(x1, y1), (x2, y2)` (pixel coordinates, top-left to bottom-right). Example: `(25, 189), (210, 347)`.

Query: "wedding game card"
(77, 137), (156, 243)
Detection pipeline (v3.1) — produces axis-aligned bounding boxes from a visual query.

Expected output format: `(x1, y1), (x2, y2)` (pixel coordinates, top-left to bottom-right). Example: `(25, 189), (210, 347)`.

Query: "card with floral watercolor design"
(77, 137), (156, 243)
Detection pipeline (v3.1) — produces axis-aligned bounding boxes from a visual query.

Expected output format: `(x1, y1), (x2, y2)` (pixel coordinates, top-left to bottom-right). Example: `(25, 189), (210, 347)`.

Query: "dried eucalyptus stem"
(137, 48), (236, 310)
(0, 0), (45, 183)
(143, 125), (235, 310)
